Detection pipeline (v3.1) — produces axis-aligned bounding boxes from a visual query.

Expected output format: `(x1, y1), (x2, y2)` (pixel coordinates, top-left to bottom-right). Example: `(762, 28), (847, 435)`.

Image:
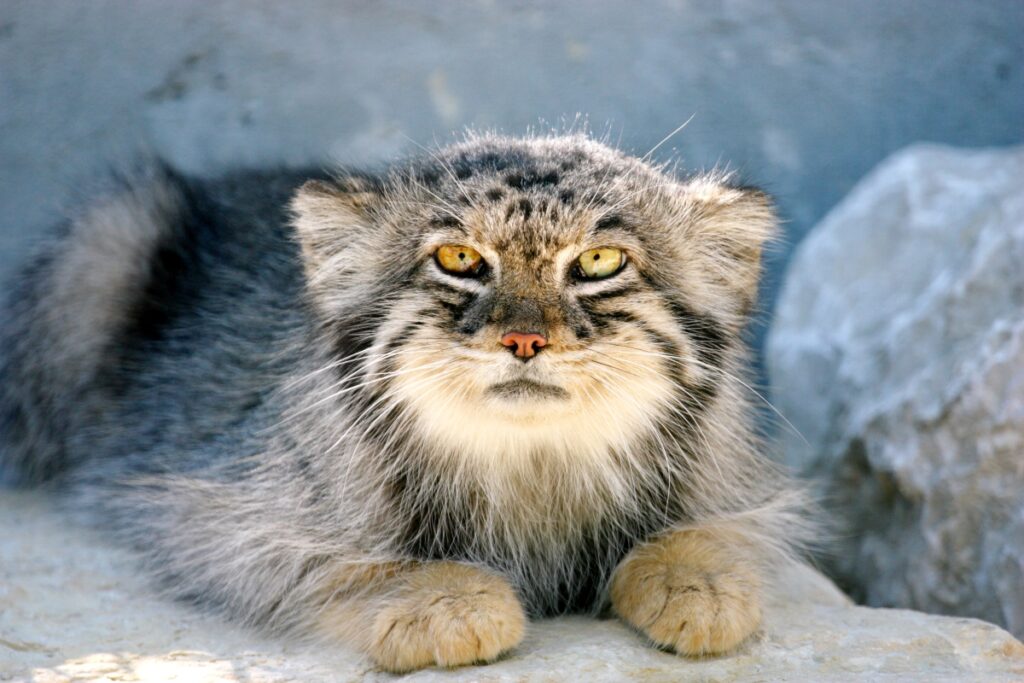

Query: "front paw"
(368, 562), (526, 672)
(610, 531), (762, 656)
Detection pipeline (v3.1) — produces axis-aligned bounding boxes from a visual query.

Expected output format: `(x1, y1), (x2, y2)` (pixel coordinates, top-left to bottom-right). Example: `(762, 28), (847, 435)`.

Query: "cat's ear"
(290, 179), (378, 276)
(670, 179), (777, 321)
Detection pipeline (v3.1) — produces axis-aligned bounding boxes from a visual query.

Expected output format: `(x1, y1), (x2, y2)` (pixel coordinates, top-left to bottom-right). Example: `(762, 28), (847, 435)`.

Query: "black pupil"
(458, 252), (466, 260)
(593, 254), (600, 261)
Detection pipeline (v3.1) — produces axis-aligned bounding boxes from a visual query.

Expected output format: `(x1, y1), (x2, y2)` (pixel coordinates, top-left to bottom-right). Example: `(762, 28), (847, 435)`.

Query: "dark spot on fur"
(537, 171), (560, 186)
(558, 189), (575, 205)
(486, 187), (505, 201)
(521, 242), (542, 262)
(471, 151), (520, 172)
(431, 215), (461, 228)
(517, 198), (533, 220)
(505, 170), (560, 190)
(595, 214), (624, 231)
(505, 198), (534, 221)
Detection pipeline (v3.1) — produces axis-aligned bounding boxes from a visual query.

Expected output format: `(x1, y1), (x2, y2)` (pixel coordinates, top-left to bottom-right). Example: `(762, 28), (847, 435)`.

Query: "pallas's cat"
(0, 135), (806, 672)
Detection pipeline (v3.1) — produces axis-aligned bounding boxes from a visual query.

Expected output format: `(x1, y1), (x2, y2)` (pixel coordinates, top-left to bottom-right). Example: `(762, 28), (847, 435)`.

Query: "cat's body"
(1, 135), (806, 671)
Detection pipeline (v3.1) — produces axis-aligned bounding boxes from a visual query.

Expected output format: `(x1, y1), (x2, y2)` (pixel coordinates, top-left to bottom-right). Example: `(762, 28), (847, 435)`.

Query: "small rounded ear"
(673, 179), (778, 321)
(290, 179), (378, 275)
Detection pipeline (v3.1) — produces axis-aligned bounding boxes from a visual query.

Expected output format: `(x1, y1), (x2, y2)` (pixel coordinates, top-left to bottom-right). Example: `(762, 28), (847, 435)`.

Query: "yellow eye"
(576, 247), (624, 279)
(436, 244), (485, 276)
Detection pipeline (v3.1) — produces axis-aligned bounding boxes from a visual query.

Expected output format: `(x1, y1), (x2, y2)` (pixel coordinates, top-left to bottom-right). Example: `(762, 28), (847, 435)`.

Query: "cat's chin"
(480, 389), (577, 425)
(484, 379), (571, 402)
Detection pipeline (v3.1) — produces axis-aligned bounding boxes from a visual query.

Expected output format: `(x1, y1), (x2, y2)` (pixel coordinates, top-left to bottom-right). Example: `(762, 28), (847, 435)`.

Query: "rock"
(767, 144), (1024, 637)
(1, 492), (1022, 682)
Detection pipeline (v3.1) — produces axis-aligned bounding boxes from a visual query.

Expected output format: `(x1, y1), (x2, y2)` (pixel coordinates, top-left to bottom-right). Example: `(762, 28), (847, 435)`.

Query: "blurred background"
(2, 0), (1023, 636)
(2, 1), (1021, 342)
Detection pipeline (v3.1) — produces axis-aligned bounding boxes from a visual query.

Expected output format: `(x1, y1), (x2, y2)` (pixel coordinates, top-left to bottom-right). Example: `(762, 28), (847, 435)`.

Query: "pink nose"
(501, 331), (547, 359)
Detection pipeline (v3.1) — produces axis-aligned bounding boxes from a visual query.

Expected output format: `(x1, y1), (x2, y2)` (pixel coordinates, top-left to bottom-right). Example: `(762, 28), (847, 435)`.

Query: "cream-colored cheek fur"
(387, 324), (676, 472)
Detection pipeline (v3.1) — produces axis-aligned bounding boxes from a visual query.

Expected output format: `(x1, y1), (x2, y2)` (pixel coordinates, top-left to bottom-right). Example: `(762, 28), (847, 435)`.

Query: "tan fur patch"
(316, 561), (526, 672)
(610, 528), (763, 655)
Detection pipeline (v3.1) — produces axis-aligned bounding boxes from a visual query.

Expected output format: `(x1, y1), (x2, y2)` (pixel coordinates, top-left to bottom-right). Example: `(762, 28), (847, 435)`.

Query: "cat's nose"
(500, 331), (547, 360)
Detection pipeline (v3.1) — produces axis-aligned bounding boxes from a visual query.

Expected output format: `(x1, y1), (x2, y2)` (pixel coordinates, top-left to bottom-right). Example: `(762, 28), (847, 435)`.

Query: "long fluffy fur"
(0, 133), (810, 664)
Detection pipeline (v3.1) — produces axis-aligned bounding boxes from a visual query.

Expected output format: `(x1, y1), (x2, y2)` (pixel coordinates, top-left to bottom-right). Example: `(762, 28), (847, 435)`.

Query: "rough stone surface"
(767, 144), (1024, 636)
(2, 492), (1022, 682)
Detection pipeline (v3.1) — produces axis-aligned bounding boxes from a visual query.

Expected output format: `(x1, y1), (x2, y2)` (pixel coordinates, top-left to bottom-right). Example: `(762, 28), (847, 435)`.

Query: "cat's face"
(293, 135), (773, 466)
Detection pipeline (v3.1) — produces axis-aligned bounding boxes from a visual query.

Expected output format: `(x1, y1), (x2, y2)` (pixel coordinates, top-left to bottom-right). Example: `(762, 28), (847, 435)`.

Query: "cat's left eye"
(435, 244), (486, 276)
(575, 247), (625, 280)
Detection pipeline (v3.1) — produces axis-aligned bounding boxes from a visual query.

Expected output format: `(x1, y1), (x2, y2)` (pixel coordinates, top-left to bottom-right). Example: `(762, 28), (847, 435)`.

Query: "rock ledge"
(2, 492), (1022, 682)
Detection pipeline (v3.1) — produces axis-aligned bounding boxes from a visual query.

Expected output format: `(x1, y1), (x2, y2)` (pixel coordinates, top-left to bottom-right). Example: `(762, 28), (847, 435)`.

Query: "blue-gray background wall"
(2, 1), (1022, 350)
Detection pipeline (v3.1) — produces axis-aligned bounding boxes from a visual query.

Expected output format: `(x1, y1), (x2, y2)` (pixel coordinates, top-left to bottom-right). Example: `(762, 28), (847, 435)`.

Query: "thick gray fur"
(0, 134), (808, 638)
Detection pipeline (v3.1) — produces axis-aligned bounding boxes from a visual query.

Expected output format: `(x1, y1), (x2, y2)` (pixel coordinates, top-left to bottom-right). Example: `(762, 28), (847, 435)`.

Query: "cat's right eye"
(574, 247), (625, 280)
(435, 244), (486, 277)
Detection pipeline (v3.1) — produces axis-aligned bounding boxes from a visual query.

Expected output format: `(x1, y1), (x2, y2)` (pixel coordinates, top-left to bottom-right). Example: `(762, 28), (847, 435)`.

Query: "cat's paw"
(610, 531), (762, 656)
(367, 562), (526, 672)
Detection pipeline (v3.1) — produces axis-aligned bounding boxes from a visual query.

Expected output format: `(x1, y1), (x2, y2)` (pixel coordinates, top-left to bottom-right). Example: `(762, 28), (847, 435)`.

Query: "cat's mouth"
(485, 379), (570, 401)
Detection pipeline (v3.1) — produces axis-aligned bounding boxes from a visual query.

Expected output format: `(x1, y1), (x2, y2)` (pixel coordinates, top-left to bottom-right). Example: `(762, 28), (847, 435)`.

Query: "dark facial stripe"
(436, 295), (472, 325)
(331, 315), (424, 393)
(593, 307), (719, 408)
(590, 309), (639, 326)
(634, 319), (683, 360)
(562, 300), (594, 340)
(381, 318), (425, 357)
(422, 275), (475, 295)
(664, 300), (729, 370)
(574, 283), (640, 301)
(580, 305), (637, 335)
(341, 317), (432, 429)
(431, 290), (492, 335)
(329, 308), (386, 366)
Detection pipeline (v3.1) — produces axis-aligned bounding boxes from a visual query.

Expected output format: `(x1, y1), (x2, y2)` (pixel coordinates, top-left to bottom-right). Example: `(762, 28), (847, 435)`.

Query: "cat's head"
(291, 134), (774, 467)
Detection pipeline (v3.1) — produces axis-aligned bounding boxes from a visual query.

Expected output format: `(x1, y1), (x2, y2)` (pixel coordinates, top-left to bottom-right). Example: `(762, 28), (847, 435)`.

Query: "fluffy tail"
(0, 167), (185, 484)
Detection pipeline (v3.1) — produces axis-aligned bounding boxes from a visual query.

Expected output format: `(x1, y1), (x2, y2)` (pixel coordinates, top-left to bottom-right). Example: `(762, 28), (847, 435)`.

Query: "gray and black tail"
(0, 166), (189, 485)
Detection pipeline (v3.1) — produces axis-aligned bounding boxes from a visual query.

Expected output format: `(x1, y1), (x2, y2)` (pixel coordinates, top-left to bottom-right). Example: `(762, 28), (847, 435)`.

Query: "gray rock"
(767, 144), (1024, 636)
(2, 491), (1022, 682)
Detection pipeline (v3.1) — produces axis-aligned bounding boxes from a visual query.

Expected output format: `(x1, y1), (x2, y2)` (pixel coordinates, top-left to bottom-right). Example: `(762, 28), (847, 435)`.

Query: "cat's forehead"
(394, 137), (659, 249)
